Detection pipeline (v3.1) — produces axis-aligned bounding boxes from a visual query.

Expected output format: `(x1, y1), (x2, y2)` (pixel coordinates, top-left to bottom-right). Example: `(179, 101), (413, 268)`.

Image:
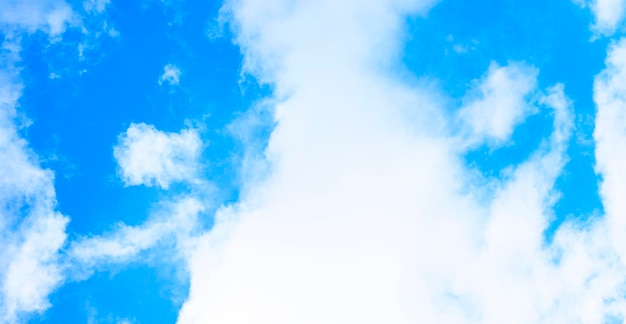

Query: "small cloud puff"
(574, 0), (626, 36)
(458, 62), (538, 145)
(159, 64), (181, 86)
(83, 0), (110, 13)
(113, 123), (202, 189)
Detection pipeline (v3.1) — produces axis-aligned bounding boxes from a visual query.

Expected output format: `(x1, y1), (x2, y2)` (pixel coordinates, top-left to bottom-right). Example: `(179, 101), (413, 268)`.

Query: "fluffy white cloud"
(175, 1), (626, 323)
(575, 0), (626, 36)
(458, 62), (538, 145)
(0, 2), (115, 322)
(0, 52), (68, 323)
(1, 213), (68, 323)
(7, 0), (626, 323)
(159, 64), (182, 86)
(114, 123), (202, 189)
(594, 38), (626, 269)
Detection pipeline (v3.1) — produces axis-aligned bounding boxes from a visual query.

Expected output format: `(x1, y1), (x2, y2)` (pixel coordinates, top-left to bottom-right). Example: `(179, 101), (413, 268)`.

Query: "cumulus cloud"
(6, 0), (626, 323)
(113, 123), (202, 189)
(0, 1), (116, 322)
(174, 0), (626, 323)
(159, 64), (182, 86)
(0, 116), (206, 321)
(594, 38), (626, 267)
(575, 0), (626, 36)
(458, 62), (538, 145)
(0, 2), (79, 318)
(70, 123), (208, 276)
(0, 50), (68, 323)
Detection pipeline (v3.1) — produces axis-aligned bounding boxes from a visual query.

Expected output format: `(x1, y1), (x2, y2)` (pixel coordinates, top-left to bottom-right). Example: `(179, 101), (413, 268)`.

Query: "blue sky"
(3, 0), (626, 323)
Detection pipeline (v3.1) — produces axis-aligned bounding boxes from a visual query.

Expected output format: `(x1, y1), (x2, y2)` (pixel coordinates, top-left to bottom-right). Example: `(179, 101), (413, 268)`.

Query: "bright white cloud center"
(5, 0), (626, 323)
(459, 62), (538, 145)
(174, 0), (626, 323)
(114, 123), (202, 189)
(575, 0), (626, 35)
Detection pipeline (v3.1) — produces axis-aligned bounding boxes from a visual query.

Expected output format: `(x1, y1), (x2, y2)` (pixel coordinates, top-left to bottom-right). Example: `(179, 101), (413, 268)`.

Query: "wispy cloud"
(0, 0), (76, 37)
(159, 64), (182, 86)
(68, 197), (204, 277)
(83, 0), (111, 14)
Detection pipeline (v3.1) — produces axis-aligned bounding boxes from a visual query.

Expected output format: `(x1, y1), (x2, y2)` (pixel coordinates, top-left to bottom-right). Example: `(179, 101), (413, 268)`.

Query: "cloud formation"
(0, 0), (75, 37)
(0, 42), (68, 324)
(0, 1), (116, 322)
(575, 0), (626, 36)
(175, 0), (626, 323)
(159, 64), (182, 86)
(5, 0), (626, 323)
(458, 62), (538, 145)
(69, 197), (204, 275)
(593, 38), (626, 274)
(114, 123), (202, 189)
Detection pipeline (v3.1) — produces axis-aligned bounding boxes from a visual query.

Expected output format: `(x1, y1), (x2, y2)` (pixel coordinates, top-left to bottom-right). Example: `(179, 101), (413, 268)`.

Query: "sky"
(3, 0), (626, 323)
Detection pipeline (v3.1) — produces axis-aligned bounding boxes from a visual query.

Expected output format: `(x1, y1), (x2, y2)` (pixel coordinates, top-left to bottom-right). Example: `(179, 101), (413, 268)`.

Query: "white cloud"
(0, 2), (116, 322)
(113, 123), (202, 189)
(593, 38), (626, 267)
(175, 1), (626, 323)
(0, 0), (75, 37)
(159, 64), (181, 86)
(68, 197), (204, 275)
(1, 213), (68, 323)
(0, 51), (68, 323)
(575, 0), (626, 36)
(83, 0), (111, 13)
(6, 0), (626, 323)
(458, 62), (538, 146)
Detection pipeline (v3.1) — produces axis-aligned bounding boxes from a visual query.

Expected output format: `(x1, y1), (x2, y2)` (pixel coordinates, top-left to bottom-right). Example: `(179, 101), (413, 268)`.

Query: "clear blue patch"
(35, 262), (186, 324)
(402, 0), (605, 239)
